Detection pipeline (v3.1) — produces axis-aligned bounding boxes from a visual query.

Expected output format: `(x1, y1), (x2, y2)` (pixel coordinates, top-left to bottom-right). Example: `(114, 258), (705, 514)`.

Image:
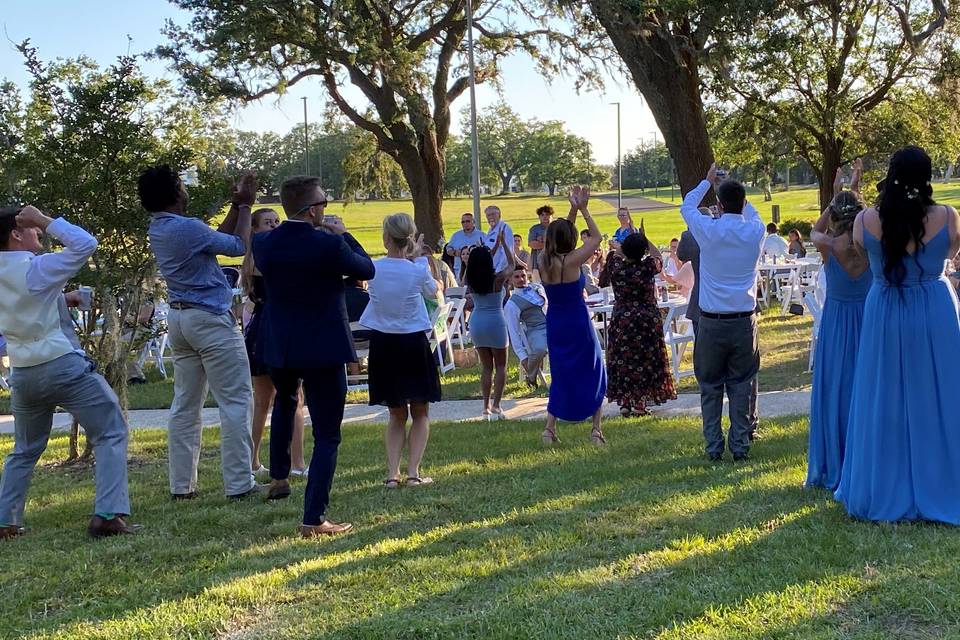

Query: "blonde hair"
(242, 208), (279, 298)
(383, 213), (417, 258)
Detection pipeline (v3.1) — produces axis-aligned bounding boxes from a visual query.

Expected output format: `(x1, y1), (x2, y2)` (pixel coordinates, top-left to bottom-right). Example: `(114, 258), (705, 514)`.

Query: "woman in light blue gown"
(835, 146), (960, 524)
(806, 186), (871, 490)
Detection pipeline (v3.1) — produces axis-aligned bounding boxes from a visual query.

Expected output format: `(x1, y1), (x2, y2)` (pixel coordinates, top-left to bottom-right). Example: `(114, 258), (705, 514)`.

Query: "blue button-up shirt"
(148, 212), (245, 315)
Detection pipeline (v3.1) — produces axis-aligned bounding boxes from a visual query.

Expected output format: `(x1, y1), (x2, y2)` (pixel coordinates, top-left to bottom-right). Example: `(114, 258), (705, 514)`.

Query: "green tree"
(7, 46), (225, 456)
(159, 0), (600, 247)
(524, 121), (609, 195)
(473, 102), (535, 194)
(719, 0), (951, 208)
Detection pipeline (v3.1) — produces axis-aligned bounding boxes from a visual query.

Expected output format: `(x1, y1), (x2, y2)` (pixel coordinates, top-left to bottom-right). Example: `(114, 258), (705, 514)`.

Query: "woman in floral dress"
(600, 231), (677, 417)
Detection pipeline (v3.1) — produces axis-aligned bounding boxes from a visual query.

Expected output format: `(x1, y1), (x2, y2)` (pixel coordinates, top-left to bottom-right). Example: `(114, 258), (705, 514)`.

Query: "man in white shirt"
(762, 223), (789, 258)
(447, 213), (483, 275)
(504, 267), (548, 386)
(680, 164), (765, 462)
(0, 206), (137, 539)
(484, 205), (514, 273)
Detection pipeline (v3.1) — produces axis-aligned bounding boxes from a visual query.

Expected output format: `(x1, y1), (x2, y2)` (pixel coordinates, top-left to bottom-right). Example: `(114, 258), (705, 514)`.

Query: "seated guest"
(360, 213), (441, 488)
(422, 244), (457, 293)
(613, 207), (636, 244)
(504, 266), (548, 387)
(787, 228), (807, 257)
(661, 237), (694, 297)
(580, 229), (603, 294)
(513, 234), (530, 270)
(441, 243), (457, 274)
(457, 245), (473, 284)
(0, 205), (137, 538)
(599, 230), (677, 417)
(528, 206), (553, 273)
(762, 222), (789, 258)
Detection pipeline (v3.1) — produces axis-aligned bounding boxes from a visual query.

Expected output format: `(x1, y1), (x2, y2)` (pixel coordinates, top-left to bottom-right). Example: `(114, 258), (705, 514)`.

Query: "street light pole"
(610, 102), (621, 209)
(466, 0), (483, 231)
(650, 131), (659, 199)
(302, 97), (309, 175)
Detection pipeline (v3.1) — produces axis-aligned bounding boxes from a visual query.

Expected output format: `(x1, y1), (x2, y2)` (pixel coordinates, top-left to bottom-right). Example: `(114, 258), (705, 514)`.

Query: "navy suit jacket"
(676, 230), (701, 324)
(252, 221), (375, 369)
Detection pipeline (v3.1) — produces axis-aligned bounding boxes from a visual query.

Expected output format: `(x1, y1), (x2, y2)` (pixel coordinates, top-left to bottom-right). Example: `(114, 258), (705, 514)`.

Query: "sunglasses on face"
(295, 200), (329, 216)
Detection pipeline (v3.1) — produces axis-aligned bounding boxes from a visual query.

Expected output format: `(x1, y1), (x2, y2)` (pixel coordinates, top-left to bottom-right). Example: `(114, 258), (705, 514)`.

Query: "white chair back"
(803, 292), (822, 371)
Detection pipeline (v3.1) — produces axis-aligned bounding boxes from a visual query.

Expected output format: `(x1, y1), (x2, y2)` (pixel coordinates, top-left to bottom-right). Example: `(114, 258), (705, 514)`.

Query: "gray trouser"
(167, 308), (253, 496)
(0, 353), (130, 526)
(692, 318), (760, 438)
(693, 314), (760, 456)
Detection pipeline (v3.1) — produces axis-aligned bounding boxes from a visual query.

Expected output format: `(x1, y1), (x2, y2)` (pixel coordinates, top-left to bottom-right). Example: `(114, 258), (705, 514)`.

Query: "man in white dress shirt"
(504, 267), (548, 386)
(484, 205), (514, 273)
(0, 206), (137, 538)
(447, 212), (483, 276)
(680, 165), (765, 462)
(762, 223), (789, 258)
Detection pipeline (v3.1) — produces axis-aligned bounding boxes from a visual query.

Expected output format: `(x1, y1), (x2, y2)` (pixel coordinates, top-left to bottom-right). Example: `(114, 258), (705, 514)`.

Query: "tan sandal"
(406, 476), (433, 486)
(541, 428), (559, 445)
(384, 478), (401, 489)
(591, 428), (607, 445)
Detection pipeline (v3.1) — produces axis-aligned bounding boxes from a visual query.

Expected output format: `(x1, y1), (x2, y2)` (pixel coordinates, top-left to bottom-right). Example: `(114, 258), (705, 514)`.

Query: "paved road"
(0, 392), (810, 434)
(596, 194), (676, 211)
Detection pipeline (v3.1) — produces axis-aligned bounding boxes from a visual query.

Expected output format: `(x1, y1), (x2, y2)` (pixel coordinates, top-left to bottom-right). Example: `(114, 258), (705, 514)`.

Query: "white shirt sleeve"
(680, 180), (713, 245)
(25, 217), (98, 295)
(504, 299), (528, 361)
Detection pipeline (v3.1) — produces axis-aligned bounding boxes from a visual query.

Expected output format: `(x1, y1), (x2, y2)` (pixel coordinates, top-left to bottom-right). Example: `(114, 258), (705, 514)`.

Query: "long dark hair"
(878, 145), (935, 287)
(540, 218), (578, 276)
(465, 246), (496, 294)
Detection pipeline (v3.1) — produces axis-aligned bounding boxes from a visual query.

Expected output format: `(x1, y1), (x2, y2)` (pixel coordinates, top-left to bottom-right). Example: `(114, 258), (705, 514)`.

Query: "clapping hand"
(412, 233), (426, 259)
(832, 168), (844, 197)
(232, 171), (258, 207)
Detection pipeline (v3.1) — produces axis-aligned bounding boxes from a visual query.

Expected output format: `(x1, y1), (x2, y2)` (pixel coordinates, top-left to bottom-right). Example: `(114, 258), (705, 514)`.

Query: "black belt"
(700, 310), (755, 320)
(169, 301), (205, 311)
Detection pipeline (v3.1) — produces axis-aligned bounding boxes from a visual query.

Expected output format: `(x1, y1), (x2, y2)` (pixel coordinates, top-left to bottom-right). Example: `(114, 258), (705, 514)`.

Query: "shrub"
(778, 218), (813, 239)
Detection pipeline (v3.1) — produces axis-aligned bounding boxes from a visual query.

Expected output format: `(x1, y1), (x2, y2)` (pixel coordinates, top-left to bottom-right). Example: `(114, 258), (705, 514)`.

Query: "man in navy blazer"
(252, 175), (374, 537)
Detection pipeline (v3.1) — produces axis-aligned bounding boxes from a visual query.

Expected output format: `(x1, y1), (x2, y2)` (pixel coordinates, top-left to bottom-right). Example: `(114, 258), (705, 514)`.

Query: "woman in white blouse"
(360, 213), (442, 488)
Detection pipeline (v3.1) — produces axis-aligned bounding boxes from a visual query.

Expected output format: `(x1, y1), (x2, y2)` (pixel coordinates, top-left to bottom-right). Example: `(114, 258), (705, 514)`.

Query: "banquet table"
(757, 258), (821, 315)
(585, 293), (689, 348)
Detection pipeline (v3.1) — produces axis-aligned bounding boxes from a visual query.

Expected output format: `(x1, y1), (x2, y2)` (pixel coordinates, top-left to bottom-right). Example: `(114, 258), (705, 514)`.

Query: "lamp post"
(302, 97), (309, 174)
(466, 0), (482, 230)
(610, 102), (621, 209)
(650, 131), (659, 199)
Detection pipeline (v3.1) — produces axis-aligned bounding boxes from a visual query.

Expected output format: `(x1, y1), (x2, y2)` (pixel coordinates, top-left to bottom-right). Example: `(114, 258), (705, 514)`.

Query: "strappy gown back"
(835, 223), (960, 523)
(543, 263), (607, 422)
(806, 258), (872, 490)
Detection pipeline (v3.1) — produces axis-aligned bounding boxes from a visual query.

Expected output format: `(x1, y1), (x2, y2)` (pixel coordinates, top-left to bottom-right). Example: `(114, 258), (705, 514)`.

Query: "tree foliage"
(159, 0), (605, 246)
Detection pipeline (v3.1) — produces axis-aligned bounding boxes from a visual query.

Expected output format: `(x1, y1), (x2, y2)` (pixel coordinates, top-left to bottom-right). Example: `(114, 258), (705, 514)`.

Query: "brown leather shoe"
(299, 520), (353, 538)
(0, 525), (25, 540)
(267, 480), (291, 501)
(88, 515), (142, 538)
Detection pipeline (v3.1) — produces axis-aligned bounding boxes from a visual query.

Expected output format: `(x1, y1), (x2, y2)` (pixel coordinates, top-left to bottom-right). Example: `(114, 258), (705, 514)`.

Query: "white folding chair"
(445, 286), (466, 299)
(662, 303), (696, 380)
(428, 302), (456, 375)
(346, 321), (370, 392)
(446, 298), (469, 351)
(803, 292), (823, 372)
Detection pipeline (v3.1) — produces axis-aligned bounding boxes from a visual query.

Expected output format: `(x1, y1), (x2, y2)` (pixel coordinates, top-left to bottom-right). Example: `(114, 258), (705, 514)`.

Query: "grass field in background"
(0, 309), (812, 414)
(4, 416), (960, 638)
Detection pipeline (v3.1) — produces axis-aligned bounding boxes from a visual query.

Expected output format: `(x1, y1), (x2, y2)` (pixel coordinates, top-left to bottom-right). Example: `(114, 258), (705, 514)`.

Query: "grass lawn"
(3, 416), (960, 638)
(0, 309), (812, 414)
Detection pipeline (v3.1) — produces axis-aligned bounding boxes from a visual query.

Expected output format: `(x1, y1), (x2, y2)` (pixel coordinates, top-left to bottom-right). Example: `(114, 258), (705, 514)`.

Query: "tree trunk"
(548, 182), (557, 196)
(589, 3), (715, 205)
(500, 174), (512, 195)
(818, 140), (843, 211)
(396, 147), (445, 248)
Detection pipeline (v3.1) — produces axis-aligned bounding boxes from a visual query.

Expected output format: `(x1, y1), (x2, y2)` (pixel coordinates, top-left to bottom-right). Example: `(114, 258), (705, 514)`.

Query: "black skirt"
(244, 308), (270, 377)
(368, 330), (442, 408)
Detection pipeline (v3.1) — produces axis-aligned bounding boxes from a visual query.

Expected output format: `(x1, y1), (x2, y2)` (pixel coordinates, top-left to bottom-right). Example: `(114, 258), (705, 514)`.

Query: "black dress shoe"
(228, 483), (268, 500)
(88, 515), (142, 538)
(733, 452), (749, 462)
(171, 491), (197, 501)
(708, 453), (723, 462)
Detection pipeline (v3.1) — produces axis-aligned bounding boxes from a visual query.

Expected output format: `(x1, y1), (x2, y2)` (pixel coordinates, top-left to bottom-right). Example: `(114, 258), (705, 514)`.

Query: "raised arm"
(680, 173), (714, 241)
(493, 226), (518, 288)
(810, 206), (833, 254)
(21, 207), (98, 295)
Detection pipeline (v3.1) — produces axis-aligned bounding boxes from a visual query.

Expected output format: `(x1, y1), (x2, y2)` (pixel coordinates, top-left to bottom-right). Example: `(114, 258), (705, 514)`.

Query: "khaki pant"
(167, 308), (254, 496)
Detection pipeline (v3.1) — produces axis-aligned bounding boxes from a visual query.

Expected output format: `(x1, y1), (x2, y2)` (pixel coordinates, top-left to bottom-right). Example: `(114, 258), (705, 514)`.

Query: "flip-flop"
(406, 476), (434, 487)
(384, 478), (401, 489)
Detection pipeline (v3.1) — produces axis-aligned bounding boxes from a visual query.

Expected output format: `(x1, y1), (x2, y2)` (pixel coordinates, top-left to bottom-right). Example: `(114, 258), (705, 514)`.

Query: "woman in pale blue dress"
(806, 186), (871, 490)
(465, 235), (515, 420)
(835, 146), (960, 524)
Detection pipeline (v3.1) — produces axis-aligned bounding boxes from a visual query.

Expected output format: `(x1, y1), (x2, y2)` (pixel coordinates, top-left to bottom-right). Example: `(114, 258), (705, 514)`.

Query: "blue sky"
(0, 1), (657, 164)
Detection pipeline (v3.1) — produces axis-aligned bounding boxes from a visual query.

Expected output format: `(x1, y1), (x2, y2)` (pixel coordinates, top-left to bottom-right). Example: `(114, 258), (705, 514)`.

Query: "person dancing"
(600, 229), (677, 417)
(0, 206), (138, 538)
(539, 186), (607, 444)
(464, 234), (516, 420)
(806, 163), (871, 490)
(835, 146), (960, 524)
(360, 213), (442, 488)
(241, 207), (307, 479)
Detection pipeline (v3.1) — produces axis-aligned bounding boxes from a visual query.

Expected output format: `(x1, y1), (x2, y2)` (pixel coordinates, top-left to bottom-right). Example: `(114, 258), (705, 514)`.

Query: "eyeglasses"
(461, 219), (472, 225)
(295, 200), (329, 215)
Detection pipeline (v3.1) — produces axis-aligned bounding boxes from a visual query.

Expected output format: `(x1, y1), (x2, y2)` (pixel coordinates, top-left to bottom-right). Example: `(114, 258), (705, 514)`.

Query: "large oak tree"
(158, 1), (601, 245)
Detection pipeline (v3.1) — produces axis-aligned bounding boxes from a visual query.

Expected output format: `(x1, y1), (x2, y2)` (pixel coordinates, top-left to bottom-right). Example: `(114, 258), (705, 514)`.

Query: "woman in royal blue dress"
(835, 146), (960, 524)
(806, 165), (872, 490)
(538, 186), (607, 445)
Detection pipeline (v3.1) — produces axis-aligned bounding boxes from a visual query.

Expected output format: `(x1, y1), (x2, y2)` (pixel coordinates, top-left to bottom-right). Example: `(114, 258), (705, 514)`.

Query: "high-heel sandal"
(541, 428), (559, 445)
(591, 428), (607, 445)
